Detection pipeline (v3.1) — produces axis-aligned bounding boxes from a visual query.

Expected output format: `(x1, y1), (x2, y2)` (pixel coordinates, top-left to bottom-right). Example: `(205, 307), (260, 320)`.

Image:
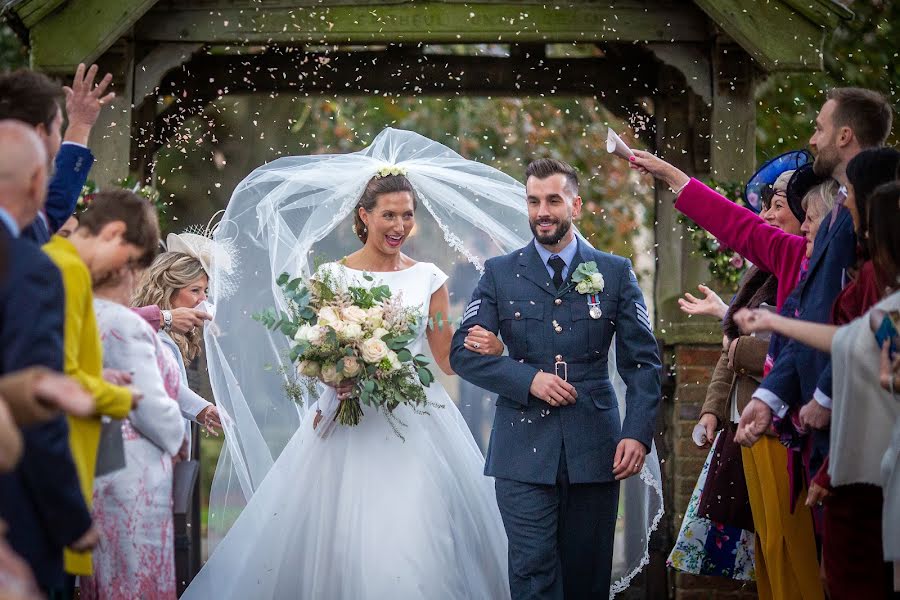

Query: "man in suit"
(0, 64), (114, 244)
(736, 88), (894, 474)
(0, 120), (97, 596)
(450, 158), (661, 600)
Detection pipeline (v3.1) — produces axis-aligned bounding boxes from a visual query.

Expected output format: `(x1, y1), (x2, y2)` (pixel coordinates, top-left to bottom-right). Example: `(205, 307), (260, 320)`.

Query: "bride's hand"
(328, 380), (356, 401)
(464, 325), (504, 356)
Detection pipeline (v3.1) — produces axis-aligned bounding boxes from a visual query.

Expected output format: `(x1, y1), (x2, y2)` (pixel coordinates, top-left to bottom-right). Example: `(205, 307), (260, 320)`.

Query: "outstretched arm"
(733, 308), (837, 353)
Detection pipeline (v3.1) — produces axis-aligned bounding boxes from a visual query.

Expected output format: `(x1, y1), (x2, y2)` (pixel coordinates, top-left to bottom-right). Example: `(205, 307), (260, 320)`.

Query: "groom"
(450, 158), (661, 599)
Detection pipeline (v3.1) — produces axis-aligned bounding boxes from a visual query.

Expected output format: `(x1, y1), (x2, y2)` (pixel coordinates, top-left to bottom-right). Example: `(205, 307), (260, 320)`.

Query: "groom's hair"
(525, 158), (579, 196)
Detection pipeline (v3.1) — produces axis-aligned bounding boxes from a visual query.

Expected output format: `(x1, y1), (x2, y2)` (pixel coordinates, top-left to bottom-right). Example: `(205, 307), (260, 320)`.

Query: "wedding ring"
(473, 342), (480, 349)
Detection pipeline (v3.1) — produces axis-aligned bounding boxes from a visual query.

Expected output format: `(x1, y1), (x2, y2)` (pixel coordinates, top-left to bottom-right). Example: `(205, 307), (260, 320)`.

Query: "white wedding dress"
(182, 262), (510, 599)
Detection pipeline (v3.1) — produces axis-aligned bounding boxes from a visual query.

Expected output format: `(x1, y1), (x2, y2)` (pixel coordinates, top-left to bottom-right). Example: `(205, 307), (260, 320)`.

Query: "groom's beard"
(530, 217), (572, 246)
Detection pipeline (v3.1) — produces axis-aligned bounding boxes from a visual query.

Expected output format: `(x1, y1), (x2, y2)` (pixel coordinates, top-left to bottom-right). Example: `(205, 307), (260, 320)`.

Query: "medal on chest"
(588, 293), (602, 319)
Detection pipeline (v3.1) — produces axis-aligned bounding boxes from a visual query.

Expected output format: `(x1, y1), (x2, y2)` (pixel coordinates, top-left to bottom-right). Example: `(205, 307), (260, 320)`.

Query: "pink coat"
(675, 178), (806, 310)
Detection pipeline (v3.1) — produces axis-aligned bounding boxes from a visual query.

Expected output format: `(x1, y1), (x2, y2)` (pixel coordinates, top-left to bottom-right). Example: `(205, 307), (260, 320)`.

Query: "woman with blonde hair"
(133, 235), (224, 448)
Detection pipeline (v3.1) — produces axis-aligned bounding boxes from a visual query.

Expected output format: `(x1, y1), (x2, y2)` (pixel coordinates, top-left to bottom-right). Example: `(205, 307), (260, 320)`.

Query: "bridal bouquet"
(255, 267), (435, 429)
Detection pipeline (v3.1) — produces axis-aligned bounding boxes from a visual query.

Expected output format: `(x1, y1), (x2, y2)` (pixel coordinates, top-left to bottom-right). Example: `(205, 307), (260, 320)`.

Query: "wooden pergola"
(2, 0), (851, 596)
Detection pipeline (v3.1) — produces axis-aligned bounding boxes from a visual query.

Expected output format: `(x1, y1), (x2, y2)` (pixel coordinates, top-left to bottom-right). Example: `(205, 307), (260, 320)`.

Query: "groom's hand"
(529, 372), (577, 407)
(613, 438), (646, 480)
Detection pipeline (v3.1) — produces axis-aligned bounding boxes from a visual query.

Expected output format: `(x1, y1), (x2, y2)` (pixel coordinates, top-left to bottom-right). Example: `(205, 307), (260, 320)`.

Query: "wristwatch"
(162, 309), (173, 333)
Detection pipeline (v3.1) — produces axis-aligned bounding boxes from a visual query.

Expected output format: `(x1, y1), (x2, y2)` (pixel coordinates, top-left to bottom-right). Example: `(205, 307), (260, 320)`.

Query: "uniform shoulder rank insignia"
(635, 302), (652, 332)
(463, 298), (481, 323)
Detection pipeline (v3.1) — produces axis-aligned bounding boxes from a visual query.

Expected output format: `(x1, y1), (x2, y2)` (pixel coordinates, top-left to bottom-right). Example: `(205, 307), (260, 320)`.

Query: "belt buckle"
(554, 355), (568, 382)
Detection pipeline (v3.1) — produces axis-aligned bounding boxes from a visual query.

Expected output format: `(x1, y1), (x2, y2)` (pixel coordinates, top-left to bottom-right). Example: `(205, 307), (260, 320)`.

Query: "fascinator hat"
(744, 149), (813, 213)
(165, 210), (239, 300)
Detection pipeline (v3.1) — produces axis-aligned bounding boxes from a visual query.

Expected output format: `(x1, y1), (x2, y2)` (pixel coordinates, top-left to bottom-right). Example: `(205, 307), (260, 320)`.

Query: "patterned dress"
(80, 300), (186, 600)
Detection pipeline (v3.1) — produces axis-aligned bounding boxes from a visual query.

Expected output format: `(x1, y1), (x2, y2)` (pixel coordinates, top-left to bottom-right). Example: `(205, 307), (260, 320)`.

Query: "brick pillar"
(668, 344), (758, 599)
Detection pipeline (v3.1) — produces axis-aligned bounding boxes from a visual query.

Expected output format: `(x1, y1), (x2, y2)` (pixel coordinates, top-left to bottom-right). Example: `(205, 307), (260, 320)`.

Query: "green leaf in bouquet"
(363, 380), (376, 393)
(276, 272), (290, 286)
(362, 273), (374, 282)
(289, 346), (301, 363)
(299, 307), (316, 321)
(417, 367), (434, 387)
(396, 349), (413, 363)
(286, 277), (303, 291)
(325, 328), (338, 346)
(414, 354), (431, 367)
(279, 321), (298, 338)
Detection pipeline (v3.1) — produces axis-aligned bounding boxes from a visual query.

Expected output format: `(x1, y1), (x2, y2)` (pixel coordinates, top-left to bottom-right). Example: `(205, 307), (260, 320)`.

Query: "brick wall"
(667, 344), (758, 600)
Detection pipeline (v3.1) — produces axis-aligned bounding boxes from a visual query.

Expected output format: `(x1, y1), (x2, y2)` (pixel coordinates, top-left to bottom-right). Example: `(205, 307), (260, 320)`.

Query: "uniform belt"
(524, 360), (608, 383)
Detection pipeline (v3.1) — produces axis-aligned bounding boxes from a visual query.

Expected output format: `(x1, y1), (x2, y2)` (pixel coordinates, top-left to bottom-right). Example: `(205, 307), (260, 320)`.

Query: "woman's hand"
(805, 481), (831, 507)
(330, 380), (356, 401)
(678, 284), (728, 320)
(628, 149), (691, 193)
(464, 325), (504, 356)
(733, 308), (781, 335)
(697, 413), (718, 448)
(198, 405), (222, 436)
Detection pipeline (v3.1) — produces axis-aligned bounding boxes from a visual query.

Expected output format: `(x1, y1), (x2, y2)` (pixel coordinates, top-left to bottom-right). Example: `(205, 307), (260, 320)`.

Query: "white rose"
(294, 323), (314, 342)
(360, 338), (390, 364)
(575, 280), (592, 295)
(297, 360), (320, 377)
(340, 356), (361, 378)
(317, 306), (339, 328)
(301, 326), (324, 347)
(320, 363), (340, 384)
(384, 351), (402, 372)
(341, 321), (364, 341)
(342, 306), (367, 324)
(589, 272), (605, 291)
(371, 327), (389, 340)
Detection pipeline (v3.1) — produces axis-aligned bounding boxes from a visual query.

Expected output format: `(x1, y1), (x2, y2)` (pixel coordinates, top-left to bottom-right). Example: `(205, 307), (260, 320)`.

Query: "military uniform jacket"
(450, 237), (661, 485)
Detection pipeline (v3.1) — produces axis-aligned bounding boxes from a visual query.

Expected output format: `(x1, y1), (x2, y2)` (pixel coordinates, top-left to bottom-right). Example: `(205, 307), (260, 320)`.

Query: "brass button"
(514, 311), (522, 319)
(555, 354), (563, 361)
(554, 298), (562, 306)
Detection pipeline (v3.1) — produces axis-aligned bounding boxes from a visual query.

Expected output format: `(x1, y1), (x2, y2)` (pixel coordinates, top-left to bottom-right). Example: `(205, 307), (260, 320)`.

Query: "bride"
(185, 128), (662, 599)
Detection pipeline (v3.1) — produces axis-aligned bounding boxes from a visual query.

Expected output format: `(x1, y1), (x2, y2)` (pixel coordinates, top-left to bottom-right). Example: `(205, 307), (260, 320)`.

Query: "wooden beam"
(14, 0), (67, 29)
(29, 0), (158, 72)
(149, 49), (658, 144)
(693, 0), (825, 71)
(135, 1), (710, 45)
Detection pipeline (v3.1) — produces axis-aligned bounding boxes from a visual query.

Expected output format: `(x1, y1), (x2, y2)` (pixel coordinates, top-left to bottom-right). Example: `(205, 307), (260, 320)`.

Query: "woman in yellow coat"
(43, 190), (159, 577)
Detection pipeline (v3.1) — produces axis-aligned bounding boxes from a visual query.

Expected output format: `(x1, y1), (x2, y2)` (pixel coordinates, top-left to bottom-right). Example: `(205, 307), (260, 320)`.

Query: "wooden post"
(88, 42), (135, 187)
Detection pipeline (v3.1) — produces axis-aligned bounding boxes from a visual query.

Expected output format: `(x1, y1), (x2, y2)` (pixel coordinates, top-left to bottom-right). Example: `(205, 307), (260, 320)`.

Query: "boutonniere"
(572, 261), (605, 294)
(572, 262), (605, 319)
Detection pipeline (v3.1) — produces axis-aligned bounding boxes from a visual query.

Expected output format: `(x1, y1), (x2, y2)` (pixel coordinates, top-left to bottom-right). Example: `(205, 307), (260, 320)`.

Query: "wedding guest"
(133, 247), (224, 448)
(80, 266), (185, 600)
(632, 148), (829, 598)
(43, 189), (158, 582)
(735, 180), (900, 599)
(0, 121), (96, 597)
(0, 65), (113, 244)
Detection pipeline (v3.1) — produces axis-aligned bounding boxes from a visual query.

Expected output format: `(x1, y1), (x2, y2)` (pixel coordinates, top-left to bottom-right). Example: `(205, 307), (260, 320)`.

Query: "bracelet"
(162, 309), (173, 332)
(670, 179), (689, 196)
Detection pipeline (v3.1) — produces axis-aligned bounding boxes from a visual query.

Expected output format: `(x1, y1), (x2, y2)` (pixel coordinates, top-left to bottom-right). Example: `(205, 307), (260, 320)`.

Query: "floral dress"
(81, 300), (186, 600)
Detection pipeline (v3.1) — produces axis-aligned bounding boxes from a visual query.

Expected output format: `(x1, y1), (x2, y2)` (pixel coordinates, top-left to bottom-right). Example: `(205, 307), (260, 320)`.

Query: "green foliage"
(756, 1), (900, 161)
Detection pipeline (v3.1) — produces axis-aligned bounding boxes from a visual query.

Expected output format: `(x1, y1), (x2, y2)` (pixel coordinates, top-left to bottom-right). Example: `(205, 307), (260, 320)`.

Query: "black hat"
(786, 163), (829, 223)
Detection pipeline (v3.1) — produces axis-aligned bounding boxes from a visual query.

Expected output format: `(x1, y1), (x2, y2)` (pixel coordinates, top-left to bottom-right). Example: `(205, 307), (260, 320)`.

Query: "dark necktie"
(548, 255), (566, 289)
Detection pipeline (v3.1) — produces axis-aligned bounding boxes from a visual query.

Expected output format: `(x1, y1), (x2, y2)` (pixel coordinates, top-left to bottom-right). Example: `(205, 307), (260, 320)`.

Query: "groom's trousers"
(495, 445), (620, 600)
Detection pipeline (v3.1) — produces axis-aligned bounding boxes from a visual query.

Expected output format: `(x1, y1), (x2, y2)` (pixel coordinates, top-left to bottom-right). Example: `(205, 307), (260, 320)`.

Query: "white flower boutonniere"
(572, 261), (605, 295)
